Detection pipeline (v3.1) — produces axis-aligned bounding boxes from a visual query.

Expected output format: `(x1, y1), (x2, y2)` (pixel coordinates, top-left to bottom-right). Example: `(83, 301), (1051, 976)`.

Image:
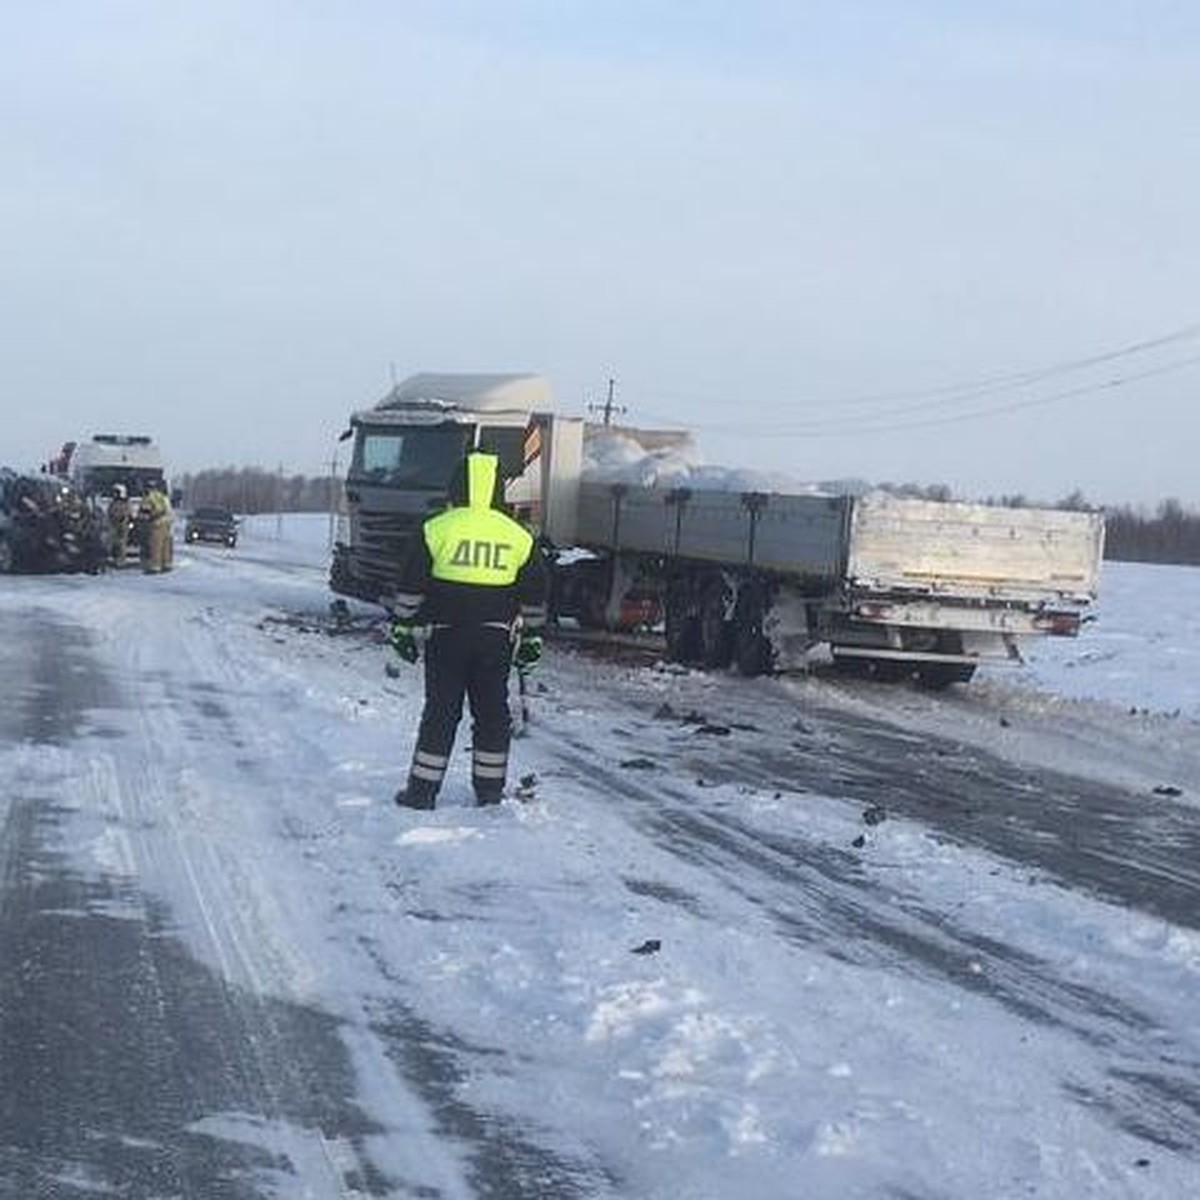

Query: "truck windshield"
(351, 425), (473, 489)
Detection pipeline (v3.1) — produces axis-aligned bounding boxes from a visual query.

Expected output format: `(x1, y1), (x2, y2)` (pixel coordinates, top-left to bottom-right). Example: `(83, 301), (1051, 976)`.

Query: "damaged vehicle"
(0, 469), (107, 574)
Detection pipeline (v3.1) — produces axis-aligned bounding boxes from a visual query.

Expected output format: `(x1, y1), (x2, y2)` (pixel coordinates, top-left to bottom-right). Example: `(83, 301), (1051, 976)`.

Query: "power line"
(637, 318), (1200, 422)
(667, 351), (1200, 439)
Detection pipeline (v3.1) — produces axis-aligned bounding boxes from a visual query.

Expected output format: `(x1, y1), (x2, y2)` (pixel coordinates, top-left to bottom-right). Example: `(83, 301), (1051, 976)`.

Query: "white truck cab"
(67, 434), (166, 501)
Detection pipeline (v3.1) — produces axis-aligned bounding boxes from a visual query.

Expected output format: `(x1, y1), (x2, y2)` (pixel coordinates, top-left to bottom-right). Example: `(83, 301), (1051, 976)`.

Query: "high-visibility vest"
(143, 491), (167, 519)
(423, 453), (533, 587)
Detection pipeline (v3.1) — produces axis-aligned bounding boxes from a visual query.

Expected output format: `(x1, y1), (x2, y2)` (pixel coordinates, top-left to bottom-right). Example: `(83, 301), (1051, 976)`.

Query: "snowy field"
(1, 513), (1197, 1198)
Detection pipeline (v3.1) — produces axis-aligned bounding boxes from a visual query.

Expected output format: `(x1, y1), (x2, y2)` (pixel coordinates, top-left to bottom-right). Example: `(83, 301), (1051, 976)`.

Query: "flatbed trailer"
(330, 373), (1105, 685)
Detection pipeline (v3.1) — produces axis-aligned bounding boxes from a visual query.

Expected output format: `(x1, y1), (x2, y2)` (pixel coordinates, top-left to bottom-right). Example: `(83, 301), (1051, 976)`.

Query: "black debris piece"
(851, 834), (866, 849)
(631, 939), (662, 956)
(862, 805), (887, 826)
(512, 774), (539, 801)
(620, 757), (658, 770)
(652, 703), (677, 720)
(695, 724), (731, 737)
(1153, 784), (1183, 797)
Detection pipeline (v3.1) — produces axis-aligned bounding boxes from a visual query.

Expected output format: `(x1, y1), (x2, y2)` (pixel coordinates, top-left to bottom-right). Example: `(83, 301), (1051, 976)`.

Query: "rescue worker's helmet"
(112, 484), (127, 498)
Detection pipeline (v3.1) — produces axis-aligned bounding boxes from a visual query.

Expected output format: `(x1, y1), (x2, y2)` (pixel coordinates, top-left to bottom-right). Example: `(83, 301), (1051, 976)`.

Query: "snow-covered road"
(1, 520), (1198, 1198)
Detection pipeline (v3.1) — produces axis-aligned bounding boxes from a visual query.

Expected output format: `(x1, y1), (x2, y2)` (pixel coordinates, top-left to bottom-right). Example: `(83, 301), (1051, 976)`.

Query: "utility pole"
(588, 377), (626, 426)
(276, 462), (284, 540)
(327, 446), (340, 550)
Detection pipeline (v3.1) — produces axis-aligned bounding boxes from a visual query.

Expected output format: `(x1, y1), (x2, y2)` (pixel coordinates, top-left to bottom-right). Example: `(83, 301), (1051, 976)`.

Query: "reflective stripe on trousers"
(472, 747), (508, 783)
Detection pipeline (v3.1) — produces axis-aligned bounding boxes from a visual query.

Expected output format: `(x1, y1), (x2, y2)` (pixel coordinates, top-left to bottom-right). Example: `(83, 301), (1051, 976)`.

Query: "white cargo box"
(847, 494), (1105, 603)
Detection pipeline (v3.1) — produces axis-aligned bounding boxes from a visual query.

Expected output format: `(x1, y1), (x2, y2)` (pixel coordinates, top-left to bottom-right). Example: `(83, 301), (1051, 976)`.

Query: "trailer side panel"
(847, 495), (1104, 603)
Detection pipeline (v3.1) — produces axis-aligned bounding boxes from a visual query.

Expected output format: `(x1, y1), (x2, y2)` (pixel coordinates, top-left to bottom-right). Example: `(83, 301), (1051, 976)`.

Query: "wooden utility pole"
(588, 377), (626, 426)
(276, 462), (284, 540)
(327, 448), (339, 550)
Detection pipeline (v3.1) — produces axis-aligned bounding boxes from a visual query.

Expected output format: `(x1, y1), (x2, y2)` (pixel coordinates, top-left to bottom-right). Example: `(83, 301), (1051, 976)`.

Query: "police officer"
(388, 450), (546, 809)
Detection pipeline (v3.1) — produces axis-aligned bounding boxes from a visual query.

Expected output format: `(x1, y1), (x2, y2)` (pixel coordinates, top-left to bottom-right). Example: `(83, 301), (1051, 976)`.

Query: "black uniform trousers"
(406, 624), (513, 805)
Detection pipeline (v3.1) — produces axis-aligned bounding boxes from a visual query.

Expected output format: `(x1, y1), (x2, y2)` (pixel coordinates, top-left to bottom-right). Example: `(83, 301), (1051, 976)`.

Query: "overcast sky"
(3, 1), (1198, 507)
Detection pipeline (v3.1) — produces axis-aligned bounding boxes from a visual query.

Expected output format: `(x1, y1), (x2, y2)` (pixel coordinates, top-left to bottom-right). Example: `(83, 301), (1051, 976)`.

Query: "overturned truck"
(330, 373), (1104, 685)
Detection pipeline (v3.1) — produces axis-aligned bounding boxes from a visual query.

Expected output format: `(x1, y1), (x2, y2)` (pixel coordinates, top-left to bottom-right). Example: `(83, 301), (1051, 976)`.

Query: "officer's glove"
(389, 620), (419, 664)
(514, 630), (543, 675)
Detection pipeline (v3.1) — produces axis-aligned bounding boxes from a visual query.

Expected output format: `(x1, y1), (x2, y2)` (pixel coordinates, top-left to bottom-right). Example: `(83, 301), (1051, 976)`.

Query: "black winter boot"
(394, 784), (436, 810)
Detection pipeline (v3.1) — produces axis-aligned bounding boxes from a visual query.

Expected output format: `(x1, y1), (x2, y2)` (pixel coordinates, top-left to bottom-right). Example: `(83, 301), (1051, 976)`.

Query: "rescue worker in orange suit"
(388, 451), (546, 809)
(140, 481), (174, 573)
(108, 484), (132, 565)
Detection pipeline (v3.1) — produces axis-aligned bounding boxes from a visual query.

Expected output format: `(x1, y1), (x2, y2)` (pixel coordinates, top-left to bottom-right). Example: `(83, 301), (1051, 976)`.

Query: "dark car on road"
(184, 506), (238, 548)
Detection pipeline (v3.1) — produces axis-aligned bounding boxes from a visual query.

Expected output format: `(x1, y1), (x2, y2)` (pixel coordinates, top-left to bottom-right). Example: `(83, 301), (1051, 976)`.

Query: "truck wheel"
(916, 662), (977, 689)
(831, 655), (874, 680)
(663, 579), (701, 664)
(698, 579), (734, 669)
(832, 656), (911, 683)
(733, 583), (773, 677)
(0, 537), (12, 574)
(579, 585), (609, 630)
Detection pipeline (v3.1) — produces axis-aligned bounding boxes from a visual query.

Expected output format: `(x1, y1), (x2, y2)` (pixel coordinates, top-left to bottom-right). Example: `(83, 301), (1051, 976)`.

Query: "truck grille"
(331, 506), (423, 601)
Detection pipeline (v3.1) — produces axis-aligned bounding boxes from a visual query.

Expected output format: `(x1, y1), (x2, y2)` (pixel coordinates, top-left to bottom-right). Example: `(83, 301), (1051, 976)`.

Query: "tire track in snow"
(530, 665), (1200, 1157)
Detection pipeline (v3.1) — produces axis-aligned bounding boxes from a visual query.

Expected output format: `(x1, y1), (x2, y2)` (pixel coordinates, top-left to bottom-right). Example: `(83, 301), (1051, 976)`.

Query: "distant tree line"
(177, 468), (1200, 566)
(174, 468), (340, 515)
(1102, 499), (1200, 565)
(976, 491), (1200, 566)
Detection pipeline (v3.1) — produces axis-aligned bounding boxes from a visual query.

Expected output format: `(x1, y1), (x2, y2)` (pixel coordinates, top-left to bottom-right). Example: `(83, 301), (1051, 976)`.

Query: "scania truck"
(330, 373), (1104, 685)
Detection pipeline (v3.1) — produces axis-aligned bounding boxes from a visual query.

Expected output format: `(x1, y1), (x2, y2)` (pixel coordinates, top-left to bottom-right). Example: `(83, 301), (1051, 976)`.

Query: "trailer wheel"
(733, 583), (773, 677)
(698, 579), (734, 669)
(916, 662), (977, 689)
(832, 656), (915, 683)
(664, 578), (701, 664)
(831, 655), (874, 680)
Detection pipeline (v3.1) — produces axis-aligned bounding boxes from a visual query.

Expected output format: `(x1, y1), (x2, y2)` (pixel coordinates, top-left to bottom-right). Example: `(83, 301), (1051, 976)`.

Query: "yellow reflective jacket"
(394, 452), (545, 627)
(142, 490), (171, 522)
(423, 453), (533, 587)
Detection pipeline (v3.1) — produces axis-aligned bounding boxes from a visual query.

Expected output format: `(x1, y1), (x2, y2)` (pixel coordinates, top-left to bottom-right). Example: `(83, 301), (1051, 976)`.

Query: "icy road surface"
(1, 520), (1198, 1199)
